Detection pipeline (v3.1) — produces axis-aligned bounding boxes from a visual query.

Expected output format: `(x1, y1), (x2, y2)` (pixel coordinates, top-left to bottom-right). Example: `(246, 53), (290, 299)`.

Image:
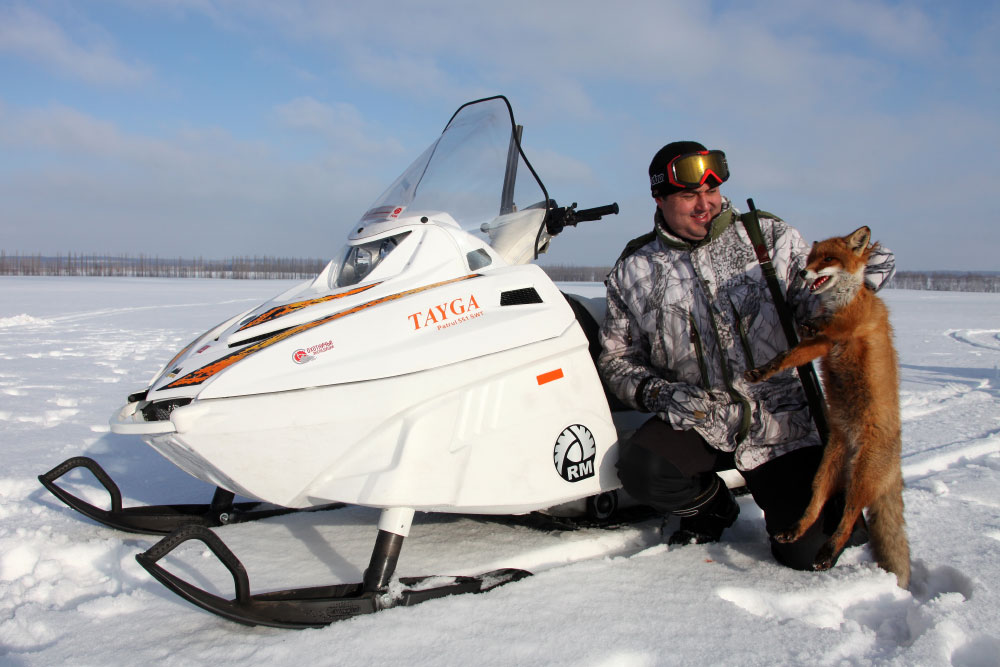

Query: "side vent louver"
(500, 288), (543, 306)
(228, 326), (294, 348)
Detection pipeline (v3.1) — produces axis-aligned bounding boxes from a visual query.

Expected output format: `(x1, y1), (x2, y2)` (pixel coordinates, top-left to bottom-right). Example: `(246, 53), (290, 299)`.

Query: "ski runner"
(599, 142), (895, 570)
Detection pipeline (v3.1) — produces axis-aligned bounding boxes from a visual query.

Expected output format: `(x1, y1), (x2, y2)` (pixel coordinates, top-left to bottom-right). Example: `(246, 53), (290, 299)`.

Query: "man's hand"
(645, 381), (714, 421)
(644, 380), (744, 447)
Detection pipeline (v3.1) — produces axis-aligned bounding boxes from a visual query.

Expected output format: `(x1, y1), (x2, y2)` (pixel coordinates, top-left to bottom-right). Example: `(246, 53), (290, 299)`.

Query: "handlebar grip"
(572, 203), (619, 222)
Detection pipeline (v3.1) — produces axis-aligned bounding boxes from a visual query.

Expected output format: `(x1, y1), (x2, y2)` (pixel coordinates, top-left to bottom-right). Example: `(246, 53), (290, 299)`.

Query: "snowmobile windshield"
(352, 96), (551, 262)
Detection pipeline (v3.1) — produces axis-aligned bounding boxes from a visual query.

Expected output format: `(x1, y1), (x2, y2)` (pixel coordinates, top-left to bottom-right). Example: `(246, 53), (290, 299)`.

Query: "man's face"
(656, 184), (723, 242)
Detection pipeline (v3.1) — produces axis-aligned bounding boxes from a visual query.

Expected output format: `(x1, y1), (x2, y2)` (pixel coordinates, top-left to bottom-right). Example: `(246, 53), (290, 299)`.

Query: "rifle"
(742, 198), (830, 445)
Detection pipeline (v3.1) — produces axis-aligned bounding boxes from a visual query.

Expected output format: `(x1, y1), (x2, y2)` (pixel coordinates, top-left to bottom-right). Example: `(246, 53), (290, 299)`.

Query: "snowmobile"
(39, 95), (646, 628)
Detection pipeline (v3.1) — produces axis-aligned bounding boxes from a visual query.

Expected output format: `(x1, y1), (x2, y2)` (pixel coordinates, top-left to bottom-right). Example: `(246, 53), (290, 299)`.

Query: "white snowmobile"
(40, 96), (645, 628)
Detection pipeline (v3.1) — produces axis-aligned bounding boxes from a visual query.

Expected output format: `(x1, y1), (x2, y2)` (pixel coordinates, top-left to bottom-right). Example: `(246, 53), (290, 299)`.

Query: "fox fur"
(744, 226), (910, 588)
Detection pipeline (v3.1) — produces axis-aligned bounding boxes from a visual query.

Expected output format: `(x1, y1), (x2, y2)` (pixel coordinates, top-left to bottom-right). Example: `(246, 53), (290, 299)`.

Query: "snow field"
(1, 277), (999, 666)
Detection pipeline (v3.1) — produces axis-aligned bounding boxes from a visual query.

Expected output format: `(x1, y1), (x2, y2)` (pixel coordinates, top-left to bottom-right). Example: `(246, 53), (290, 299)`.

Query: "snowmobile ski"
(136, 519), (530, 629)
(38, 456), (337, 535)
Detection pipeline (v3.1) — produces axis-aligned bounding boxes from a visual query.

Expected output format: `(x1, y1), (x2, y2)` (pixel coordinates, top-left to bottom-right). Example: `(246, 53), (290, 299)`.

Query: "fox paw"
(773, 529), (799, 544)
(798, 321), (821, 338)
(799, 315), (831, 339)
(745, 368), (768, 383)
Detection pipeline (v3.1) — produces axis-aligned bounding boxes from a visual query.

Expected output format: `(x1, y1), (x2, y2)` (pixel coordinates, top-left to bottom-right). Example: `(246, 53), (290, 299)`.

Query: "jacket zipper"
(728, 295), (756, 369)
(702, 306), (752, 445)
(688, 313), (710, 392)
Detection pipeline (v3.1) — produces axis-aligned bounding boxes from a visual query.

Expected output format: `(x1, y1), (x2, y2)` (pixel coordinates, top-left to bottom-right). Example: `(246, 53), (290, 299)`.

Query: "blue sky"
(1, 1), (997, 270)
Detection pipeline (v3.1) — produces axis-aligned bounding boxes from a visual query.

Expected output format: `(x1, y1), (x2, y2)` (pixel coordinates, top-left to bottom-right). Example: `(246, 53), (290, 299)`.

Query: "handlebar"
(545, 202), (619, 236)
(573, 203), (620, 222)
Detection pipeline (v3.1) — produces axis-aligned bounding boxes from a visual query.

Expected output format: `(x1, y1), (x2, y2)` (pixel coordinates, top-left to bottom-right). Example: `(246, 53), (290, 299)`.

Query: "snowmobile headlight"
(335, 232), (410, 287)
(378, 238), (395, 260)
(354, 247), (372, 275)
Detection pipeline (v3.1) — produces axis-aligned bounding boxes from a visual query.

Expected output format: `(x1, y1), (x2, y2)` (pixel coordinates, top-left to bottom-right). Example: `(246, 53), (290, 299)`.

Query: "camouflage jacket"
(598, 198), (895, 470)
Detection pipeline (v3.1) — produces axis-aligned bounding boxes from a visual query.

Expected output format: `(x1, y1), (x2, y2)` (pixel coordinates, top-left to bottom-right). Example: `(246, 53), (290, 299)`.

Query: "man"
(598, 141), (894, 570)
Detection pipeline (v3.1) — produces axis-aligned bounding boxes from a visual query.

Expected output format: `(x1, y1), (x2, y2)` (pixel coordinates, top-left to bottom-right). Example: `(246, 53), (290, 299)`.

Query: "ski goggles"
(665, 150), (730, 189)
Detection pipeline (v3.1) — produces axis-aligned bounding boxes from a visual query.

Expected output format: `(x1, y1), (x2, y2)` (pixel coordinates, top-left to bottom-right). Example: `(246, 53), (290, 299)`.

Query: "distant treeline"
(540, 265), (614, 283)
(887, 271), (1000, 293)
(2, 252), (999, 292)
(541, 266), (1000, 293)
(0, 251), (327, 280)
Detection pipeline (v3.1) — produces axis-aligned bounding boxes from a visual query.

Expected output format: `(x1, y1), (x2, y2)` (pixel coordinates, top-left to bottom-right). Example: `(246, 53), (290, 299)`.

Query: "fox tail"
(867, 480), (911, 589)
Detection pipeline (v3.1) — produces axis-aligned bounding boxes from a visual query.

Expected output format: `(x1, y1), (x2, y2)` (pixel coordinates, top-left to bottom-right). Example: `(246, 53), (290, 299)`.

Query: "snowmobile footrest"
(137, 525), (531, 629)
(38, 456), (325, 535)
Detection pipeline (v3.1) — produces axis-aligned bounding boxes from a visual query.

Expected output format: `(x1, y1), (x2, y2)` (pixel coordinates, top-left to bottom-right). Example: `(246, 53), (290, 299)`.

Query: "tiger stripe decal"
(236, 282), (381, 332)
(160, 274), (481, 390)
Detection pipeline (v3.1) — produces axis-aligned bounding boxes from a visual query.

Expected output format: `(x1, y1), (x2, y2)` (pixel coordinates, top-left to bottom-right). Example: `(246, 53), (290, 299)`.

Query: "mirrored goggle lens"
(670, 151), (729, 188)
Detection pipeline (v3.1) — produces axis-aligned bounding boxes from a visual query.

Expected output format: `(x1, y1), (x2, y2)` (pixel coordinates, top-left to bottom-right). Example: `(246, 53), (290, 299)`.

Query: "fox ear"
(846, 226), (870, 255)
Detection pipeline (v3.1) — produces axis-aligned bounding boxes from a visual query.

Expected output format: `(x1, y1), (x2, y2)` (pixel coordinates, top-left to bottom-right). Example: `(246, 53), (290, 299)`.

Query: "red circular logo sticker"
(292, 349), (310, 364)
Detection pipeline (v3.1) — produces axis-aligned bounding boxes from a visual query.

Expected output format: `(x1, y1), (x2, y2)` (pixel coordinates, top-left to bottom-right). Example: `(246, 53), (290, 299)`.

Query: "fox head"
(800, 226), (872, 310)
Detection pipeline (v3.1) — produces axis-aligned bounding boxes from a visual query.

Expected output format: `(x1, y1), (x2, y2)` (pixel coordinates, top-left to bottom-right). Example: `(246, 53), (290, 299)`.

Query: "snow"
(2, 276), (1000, 666)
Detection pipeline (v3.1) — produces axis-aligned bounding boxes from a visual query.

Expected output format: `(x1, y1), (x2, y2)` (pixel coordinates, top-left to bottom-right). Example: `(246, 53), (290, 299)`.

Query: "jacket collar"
(655, 197), (734, 251)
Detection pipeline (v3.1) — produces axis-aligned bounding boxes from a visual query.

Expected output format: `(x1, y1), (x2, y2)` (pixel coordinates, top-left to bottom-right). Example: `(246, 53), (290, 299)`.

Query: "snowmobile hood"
(143, 220), (565, 402)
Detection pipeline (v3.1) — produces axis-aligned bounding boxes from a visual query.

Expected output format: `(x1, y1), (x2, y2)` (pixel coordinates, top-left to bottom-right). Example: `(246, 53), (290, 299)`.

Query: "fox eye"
(824, 256), (835, 262)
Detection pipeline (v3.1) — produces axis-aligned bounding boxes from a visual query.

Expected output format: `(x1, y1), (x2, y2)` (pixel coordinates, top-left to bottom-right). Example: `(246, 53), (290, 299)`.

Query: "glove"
(642, 379), (709, 420)
(695, 400), (744, 451)
(642, 379), (744, 449)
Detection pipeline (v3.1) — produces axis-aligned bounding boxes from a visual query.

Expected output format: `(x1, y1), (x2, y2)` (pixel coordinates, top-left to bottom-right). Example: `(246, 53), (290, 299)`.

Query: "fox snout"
(800, 226), (874, 303)
(803, 268), (833, 293)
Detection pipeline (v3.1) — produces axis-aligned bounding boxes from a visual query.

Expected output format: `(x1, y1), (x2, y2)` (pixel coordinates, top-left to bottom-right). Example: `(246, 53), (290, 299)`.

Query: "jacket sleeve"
(598, 261), (722, 433)
(597, 268), (654, 411)
(864, 243), (895, 292)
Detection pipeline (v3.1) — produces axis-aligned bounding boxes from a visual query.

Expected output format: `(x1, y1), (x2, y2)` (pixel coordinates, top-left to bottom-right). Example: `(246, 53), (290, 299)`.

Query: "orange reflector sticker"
(536, 369), (564, 385)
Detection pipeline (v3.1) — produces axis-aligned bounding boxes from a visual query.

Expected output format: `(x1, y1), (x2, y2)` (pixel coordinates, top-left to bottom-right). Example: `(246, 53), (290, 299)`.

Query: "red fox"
(745, 226), (910, 588)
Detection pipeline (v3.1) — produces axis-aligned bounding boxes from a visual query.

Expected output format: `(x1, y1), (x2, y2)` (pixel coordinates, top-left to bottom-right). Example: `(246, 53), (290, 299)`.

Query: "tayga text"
(408, 295), (482, 331)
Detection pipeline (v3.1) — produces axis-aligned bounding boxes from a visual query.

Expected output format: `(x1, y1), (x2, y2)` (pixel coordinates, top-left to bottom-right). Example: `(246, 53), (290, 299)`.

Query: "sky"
(1, 0), (998, 271)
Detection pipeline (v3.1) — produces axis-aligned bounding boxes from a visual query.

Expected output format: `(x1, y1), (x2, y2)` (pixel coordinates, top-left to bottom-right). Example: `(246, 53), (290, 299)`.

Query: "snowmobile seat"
(563, 293), (630, 413)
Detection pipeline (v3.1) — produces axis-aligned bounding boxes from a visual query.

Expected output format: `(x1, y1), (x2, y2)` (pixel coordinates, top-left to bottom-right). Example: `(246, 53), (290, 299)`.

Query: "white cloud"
(149, 1), (914, 121)
(0, 102), (392, 256)
(0, 6), (151, 85)
(801, 0), (943, 58)
(274, 96), (406, 162)
(0, 103), (175, 163)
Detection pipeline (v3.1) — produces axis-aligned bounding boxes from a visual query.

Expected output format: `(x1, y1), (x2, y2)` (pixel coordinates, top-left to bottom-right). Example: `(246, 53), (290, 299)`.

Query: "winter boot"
(667, 480), (740, 546)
